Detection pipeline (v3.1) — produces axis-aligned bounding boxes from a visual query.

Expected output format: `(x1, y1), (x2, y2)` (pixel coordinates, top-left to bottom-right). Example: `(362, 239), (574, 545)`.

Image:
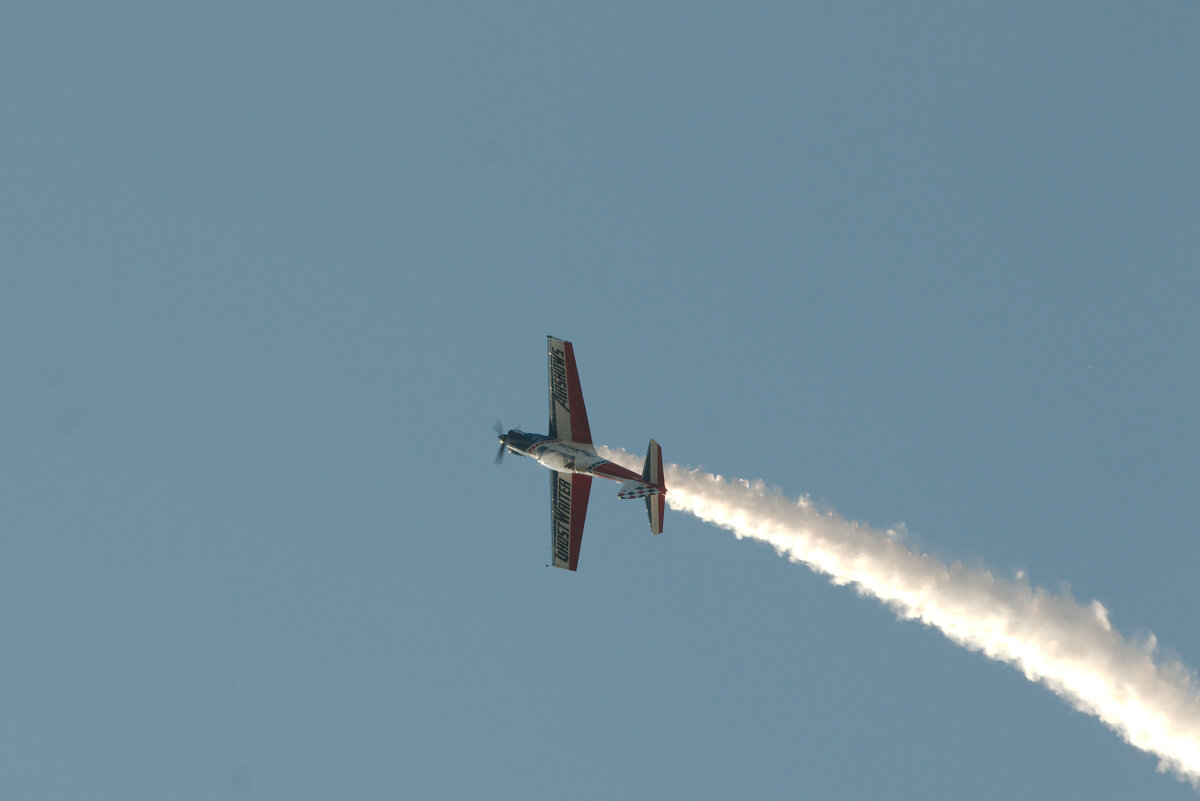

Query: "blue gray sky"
(3, 3), (1197, 799)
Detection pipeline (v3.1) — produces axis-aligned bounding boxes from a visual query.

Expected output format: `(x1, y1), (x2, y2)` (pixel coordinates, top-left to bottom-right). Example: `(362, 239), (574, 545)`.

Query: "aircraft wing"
(550, 472), (591, 571)
(547, 336), (593, 446)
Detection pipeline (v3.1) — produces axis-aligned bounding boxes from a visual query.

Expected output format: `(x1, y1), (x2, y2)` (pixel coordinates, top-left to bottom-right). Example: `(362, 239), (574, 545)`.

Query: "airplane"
(496, 336), (666, 571)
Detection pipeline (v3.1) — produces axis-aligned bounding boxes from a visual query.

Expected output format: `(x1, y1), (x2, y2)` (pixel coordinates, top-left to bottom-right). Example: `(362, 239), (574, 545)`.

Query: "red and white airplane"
(497, 337), (666, 570)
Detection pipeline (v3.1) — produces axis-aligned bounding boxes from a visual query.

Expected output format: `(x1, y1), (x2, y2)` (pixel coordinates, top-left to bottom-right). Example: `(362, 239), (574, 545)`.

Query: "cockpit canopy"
(499, 429), (546, 453)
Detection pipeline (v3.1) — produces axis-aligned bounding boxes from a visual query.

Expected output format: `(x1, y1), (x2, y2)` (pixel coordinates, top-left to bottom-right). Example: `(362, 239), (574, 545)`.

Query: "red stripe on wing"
(561, 341), (593, 445)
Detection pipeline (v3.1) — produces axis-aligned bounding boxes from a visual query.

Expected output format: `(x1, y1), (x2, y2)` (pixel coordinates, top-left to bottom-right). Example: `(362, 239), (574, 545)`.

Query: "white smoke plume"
(599, 447), (1200, 785)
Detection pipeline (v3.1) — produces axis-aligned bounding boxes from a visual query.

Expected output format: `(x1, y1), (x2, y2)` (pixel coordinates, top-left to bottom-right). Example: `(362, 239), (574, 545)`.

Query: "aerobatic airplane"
(496, 336), (666, 570)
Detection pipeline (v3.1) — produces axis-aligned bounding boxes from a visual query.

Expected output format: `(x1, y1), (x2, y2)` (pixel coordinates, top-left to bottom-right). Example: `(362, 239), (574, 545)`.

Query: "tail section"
(641, 439), (665, 535)
(613, 439), (666, 534)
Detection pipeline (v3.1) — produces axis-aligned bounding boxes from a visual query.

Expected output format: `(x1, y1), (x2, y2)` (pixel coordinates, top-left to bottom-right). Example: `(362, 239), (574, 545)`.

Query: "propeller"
(494, 419), (507, 464)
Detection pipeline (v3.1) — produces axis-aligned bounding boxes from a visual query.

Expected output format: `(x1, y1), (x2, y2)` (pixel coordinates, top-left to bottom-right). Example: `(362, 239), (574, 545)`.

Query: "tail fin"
(641, 439), (665, 535)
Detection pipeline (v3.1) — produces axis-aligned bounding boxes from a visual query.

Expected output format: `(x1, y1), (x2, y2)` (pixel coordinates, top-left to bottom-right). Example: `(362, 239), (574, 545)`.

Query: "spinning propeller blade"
(494, 420), (506, 464)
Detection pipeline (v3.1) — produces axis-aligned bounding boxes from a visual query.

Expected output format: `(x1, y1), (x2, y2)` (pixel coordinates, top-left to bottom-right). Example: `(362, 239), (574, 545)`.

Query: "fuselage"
(501, 429), (642, 484)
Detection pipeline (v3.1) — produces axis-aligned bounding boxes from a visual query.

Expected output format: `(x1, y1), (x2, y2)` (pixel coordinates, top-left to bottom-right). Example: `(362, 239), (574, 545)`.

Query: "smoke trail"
(599, 447), (1200, 785)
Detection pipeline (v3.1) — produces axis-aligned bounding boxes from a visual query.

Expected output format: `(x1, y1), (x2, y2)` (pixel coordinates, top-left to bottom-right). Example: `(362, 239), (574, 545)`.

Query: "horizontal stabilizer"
(642, 439), (665, 534)
(645, 493), (664, 536)
(641, 438), (664, 489)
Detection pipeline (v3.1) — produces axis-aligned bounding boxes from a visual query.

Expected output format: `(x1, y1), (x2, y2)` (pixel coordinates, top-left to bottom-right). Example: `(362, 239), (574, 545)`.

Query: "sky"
(2, 2), (1197, 799)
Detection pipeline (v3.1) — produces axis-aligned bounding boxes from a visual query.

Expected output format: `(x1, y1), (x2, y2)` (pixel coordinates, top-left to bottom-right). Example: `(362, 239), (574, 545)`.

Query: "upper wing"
(547, 337), (593, 446)
(550, 472), (592, 571)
